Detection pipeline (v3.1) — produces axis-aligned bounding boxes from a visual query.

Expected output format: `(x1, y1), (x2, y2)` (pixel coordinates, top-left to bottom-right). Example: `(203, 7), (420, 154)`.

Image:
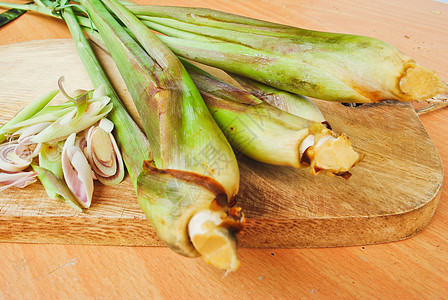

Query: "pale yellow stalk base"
(311, 134), (360, 176)
(400, 64), (448, 101)
(188, 210), (240, 271)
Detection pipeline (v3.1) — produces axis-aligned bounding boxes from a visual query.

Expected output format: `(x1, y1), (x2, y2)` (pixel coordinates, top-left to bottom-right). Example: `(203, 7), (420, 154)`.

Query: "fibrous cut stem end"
(301, 123), (360, 176)
(188, 210), (241, 272)
(400, 64), (448, 101)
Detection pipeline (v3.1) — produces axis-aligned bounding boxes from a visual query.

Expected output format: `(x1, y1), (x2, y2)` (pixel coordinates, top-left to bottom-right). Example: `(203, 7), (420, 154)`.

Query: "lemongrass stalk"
(69, 17), (352, 175)
(183, 60), (359, 175)
(37, 2), (244, 270)
(0, 89), (58, 143)
(128, 5), (448, 103)
(0, 1), (53, 15)
(0, 2), (28, 27)
(80, 0), (243, 270)
(58, 7), (151, 188)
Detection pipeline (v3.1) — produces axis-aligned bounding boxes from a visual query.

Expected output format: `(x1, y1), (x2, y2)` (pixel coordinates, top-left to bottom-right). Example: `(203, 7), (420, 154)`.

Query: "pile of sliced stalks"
(0, 79), (124, 211)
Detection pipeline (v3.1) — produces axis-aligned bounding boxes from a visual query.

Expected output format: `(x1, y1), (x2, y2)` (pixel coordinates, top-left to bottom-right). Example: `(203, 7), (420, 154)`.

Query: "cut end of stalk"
(399, 64), (448, 101)
(312, 134), (360, 175)
(300, 123), (360, 176)
(188, 210), (241, 272)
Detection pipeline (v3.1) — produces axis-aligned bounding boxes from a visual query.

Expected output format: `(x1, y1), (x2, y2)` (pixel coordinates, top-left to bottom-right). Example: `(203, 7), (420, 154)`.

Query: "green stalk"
(0, 1), (54, 16)
(61, 0), (243, 270)
(58, 12), (355, 175)
(128, 5), (448, 103)
(61, 6), (151, 187)
(183, 60), (360, 175)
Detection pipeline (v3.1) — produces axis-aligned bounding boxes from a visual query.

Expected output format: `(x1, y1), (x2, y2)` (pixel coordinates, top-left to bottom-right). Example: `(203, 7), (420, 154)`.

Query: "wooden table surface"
(1, 0), (447, 298)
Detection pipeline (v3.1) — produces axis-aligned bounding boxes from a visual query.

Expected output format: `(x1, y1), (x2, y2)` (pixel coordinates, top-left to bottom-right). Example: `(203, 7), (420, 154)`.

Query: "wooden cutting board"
(0, 39), (443, 248)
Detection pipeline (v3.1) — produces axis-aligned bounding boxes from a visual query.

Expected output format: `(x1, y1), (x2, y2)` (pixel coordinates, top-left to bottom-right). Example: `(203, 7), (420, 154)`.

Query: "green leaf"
(0, 2), (31, 27)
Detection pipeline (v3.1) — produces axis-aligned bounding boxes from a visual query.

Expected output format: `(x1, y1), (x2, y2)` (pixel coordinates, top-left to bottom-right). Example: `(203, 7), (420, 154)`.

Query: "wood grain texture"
(0, 0), (447, 298)
(0, 39), (443, 248)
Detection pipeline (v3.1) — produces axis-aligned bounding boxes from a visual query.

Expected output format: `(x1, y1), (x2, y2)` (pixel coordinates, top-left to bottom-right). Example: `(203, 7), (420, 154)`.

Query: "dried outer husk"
(81, 0), (243, 270)
(128, 5), (448, 103)
(184, 61), (360, 174)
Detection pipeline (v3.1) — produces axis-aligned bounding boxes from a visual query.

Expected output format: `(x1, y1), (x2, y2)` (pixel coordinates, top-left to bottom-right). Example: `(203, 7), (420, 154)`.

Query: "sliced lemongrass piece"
(32, 165), (83, 212)
(61, 133), (94, 208)
(39, 141), (64, 199)
(0, 171), (38, 191)
(15, 122), (52, 142)
(3, 106), (76, 135)
(39, 141), (63, 200)
(31, 95), (113, 144)
(85, 118), (124, 185)
(188, 209), (240, 272)
(0, 89), (59, 143)
(15, 137), (41, 160)
(92, 84), (107, 98)
(0, 141), (33, 172)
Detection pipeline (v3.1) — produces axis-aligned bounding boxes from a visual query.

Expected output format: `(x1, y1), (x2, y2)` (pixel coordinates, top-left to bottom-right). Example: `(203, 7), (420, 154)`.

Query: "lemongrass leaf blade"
(0, 4), (27, 27)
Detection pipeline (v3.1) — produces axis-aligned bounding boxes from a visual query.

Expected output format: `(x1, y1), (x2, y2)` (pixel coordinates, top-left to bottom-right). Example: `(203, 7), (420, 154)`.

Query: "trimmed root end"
(311, 134), (360, 175)
(301, 123), (361, 176)
(400, 65), (448, 101)
(188, 210), (241, 272)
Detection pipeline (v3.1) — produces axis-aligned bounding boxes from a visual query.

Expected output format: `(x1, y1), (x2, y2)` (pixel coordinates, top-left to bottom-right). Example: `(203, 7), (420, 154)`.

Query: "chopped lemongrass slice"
(39, 141), (63, 178)
(85, 118), (124, 185)
(0, 89), (58, 143)
(14, 137), (41, 159)
(3, 106), (76, 135)
(30, 96), (112, 144)
(61, 133), (94, 208)
(32, 165), (83, 212)
(0, 141), (33, 172)
(15, 122), (52, 142)
(0, 171), (38, 191)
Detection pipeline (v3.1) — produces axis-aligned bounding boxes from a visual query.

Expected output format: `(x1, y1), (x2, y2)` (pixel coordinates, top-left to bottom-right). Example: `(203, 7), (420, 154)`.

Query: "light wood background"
(0, 0), (447, 298)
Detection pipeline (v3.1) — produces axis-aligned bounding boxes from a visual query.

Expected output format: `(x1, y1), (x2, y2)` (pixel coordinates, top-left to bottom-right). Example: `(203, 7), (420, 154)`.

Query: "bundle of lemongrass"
(0, 0), (447, 272)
